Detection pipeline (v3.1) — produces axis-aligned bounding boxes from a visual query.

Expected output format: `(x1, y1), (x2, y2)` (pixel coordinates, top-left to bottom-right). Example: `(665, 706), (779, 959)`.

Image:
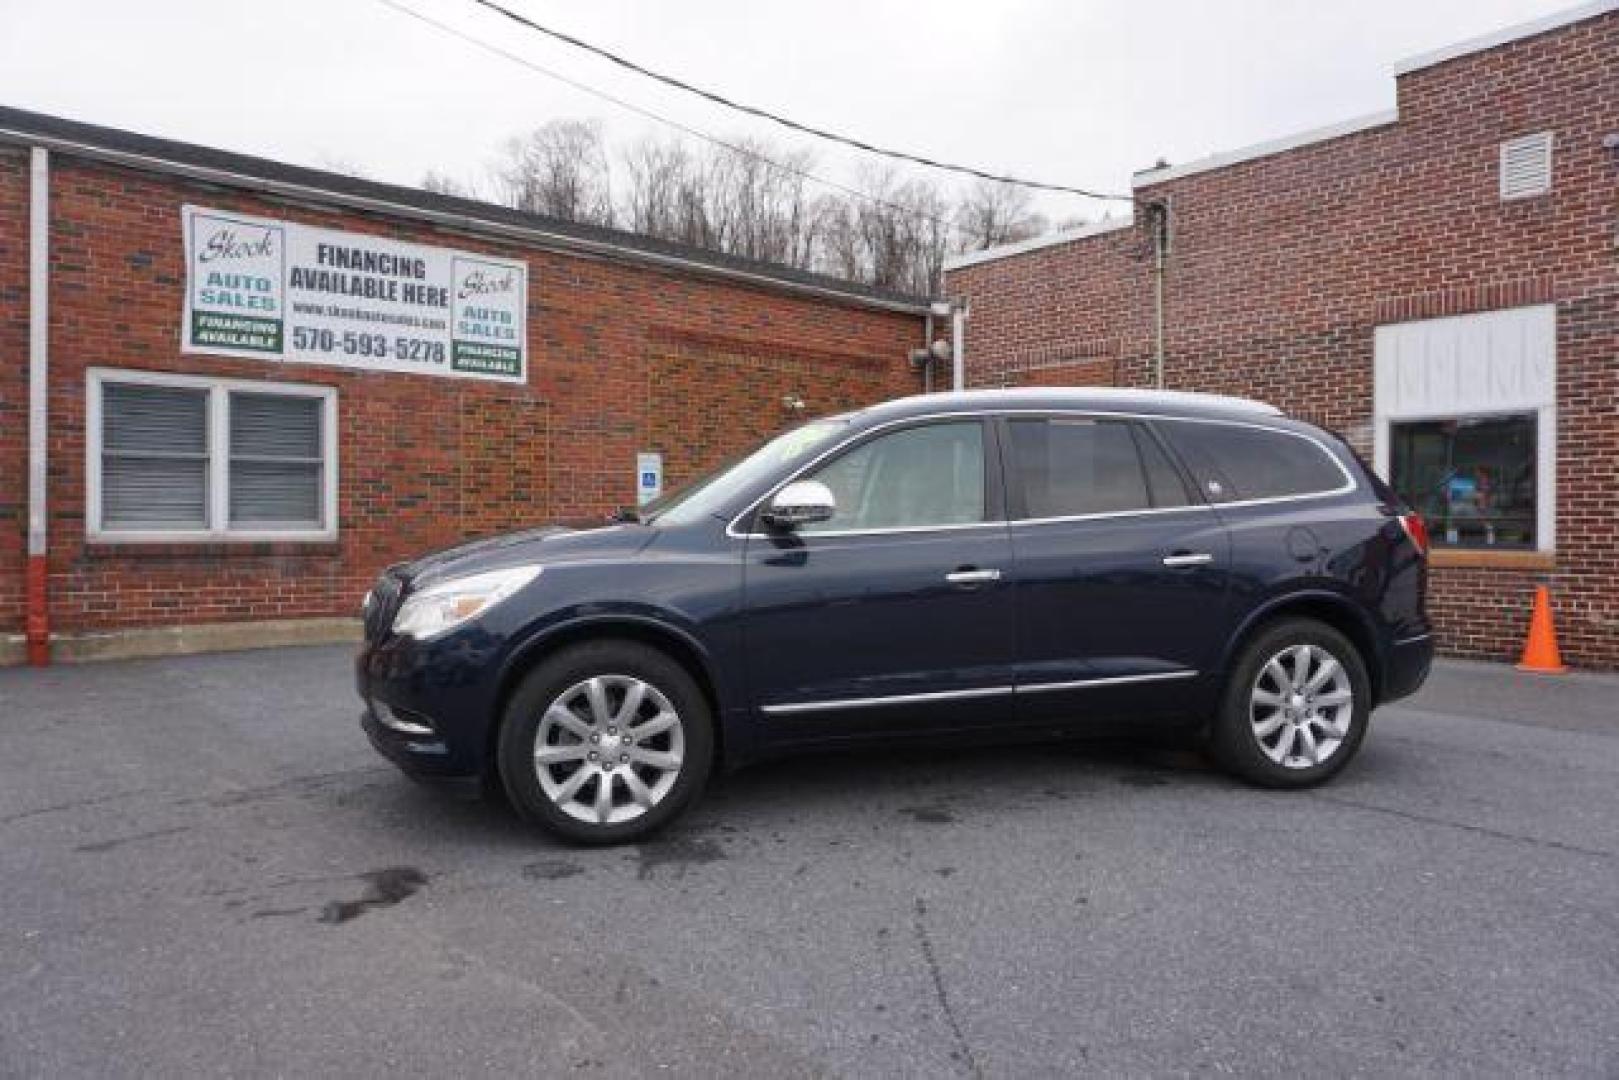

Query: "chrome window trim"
(739, 519), (1009, 541)
(727, 407), (1357, 541)
(1011, 503), (1215, 528)
(760, 669), (1199, 716)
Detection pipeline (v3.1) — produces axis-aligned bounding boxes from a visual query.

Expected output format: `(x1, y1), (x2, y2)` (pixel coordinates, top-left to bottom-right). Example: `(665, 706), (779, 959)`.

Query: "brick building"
(945, 2), (1618, 668)
(0, 108), (932, 664)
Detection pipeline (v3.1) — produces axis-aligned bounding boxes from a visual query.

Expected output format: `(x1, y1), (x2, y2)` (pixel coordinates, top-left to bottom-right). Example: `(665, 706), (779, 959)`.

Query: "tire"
(1208, 618), (1371, 789)
(498, 640), (714, 844)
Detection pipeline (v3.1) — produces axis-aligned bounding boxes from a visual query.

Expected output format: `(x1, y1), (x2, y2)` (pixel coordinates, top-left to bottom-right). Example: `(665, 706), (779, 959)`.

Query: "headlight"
(391, 566), (542, 640)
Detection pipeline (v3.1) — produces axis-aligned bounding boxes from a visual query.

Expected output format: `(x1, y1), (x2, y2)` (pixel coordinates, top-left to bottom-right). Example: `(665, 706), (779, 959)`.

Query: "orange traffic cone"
(1516, 585), (1568, 674)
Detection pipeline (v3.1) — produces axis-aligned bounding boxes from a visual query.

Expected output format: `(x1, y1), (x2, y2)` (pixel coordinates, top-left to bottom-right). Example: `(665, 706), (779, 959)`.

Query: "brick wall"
(947, 10), (1619, 667)
(0, 149), (27, 638)
(0, 155), (923, 640)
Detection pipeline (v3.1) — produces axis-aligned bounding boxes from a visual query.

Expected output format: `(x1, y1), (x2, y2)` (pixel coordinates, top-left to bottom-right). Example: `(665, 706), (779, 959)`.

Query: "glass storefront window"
(1389, 413), (1536, 549)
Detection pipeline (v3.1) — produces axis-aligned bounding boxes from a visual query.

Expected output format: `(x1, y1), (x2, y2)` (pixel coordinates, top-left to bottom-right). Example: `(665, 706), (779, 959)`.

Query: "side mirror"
(761, 480), (837, 529)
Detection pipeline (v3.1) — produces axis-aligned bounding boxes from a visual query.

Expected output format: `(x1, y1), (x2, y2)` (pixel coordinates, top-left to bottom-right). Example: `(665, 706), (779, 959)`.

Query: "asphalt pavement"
(1, 646), (1616, 1077)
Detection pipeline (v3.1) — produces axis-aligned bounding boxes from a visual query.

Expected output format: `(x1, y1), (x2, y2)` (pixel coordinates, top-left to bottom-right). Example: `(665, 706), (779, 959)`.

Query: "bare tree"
(619, 136), (693, 239)
(892, 178), (954, 294)
(619, 135), (822, 269)
(704, 139), (818, 267)
(431, 115), (1077, 291)
(955, 178), (1047, 251)
(422, 169), (477, 199)
(812, 194), (863, 282)
(495, 120), (615, 227)
(813, 168), (955, 293)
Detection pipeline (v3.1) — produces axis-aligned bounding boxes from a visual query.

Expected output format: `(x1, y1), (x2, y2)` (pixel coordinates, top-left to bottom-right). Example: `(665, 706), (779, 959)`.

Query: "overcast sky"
(0, 0), (1579, 224)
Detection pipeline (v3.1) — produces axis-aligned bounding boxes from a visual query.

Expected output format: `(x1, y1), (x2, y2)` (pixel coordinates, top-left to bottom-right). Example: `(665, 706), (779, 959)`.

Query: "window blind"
(229, 392), (324, 527)
(101, 384), (209, 529)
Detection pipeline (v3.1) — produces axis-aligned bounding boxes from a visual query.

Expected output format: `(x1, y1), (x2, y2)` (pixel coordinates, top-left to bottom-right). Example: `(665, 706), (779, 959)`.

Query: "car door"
(1001, 413), (1232, 724)
(739, 417), (1017, 741)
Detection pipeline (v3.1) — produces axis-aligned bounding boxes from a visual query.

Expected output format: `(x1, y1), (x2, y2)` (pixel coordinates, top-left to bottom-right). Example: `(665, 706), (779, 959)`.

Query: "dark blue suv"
(357, 389), (1433, 843)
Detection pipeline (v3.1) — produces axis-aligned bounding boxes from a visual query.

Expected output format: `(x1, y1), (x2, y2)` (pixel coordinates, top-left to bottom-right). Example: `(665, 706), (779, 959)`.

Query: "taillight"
(1397, 512), (1430, 557)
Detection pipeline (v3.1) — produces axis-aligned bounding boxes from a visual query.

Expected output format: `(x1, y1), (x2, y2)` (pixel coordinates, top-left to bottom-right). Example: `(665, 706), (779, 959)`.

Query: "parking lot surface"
(2, 646), (1616, 1077)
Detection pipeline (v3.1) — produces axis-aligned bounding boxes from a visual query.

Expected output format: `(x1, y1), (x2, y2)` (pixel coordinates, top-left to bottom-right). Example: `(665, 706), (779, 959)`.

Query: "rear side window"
(1008, 418), (1190, 519)
(1158, 420), (1347, 502)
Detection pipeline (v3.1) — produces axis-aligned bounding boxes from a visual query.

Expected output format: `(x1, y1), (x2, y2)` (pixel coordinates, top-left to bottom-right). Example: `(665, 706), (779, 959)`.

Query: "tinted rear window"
(1159, 420), (1347, 502)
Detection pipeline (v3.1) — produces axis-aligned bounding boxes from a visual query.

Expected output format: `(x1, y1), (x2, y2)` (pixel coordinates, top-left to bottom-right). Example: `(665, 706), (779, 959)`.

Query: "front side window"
(1390, 413), (1535, 549)
(92, 373), (335, 539)
(1159, 420), (1347, 503)
(798, 421), (986, 533)
(645, 417), (850, 527)
(1007, 418), (1190, 519)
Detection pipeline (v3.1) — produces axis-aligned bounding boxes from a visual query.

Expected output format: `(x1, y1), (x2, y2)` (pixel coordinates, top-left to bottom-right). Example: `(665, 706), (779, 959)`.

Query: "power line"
(378, 0), (979, 240)
(467, 0), (1136, 203)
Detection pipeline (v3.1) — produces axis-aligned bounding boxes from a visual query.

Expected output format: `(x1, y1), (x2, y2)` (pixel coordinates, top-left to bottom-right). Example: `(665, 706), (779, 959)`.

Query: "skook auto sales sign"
(182, 205), (528, 383)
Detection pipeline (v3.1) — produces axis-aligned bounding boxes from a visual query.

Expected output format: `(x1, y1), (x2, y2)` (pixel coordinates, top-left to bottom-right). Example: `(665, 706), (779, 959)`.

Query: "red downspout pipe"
(25, 557), (47, 667)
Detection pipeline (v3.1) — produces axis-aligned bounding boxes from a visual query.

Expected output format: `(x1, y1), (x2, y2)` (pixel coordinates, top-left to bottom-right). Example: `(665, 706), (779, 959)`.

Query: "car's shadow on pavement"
(357, 734), (1240, 853)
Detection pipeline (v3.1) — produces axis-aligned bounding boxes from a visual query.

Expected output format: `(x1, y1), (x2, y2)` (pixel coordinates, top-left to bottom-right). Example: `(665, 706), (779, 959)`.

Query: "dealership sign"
(181, 205), (528, 383)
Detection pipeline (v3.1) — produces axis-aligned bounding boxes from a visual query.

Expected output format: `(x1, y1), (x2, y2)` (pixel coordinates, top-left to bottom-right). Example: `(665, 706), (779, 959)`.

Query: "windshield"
(643, 417), (852, 527)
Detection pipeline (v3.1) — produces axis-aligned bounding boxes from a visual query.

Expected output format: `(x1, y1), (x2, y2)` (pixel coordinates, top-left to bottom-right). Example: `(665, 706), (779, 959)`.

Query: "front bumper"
(359, 705), (481, 797)
(354, 627), (506, 787)
(1384, 632), (1435, 703)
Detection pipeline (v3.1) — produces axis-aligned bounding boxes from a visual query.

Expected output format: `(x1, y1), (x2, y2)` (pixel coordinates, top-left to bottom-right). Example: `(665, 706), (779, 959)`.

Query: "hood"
(396, 519), (655, 588)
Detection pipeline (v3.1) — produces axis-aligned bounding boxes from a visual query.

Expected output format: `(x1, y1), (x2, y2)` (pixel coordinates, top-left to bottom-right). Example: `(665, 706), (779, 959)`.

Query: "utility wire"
(378, 0), (983, 241)
(467, 0), (1136, 203)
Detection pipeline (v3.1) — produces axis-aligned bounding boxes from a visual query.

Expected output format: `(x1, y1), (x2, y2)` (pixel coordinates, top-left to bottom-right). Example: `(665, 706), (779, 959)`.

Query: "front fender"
(491, 604), (752, 765)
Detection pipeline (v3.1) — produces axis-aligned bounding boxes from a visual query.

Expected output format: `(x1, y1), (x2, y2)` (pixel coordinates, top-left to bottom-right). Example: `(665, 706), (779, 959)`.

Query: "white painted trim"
(1132, 111), (1399, 188)
(952, 305), (967, 390)
(86, 367), (340, 543)
(1393, 0), (1618, 75)
(943, 218), (1134, 271)
(27, 148), (48, 557)
(1372, 306), (1557, 554)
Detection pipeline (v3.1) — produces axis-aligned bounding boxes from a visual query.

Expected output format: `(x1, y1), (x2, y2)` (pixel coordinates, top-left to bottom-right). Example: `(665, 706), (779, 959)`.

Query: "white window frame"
(1373, 305), (1556, 553)
(87, 367), (339, 542)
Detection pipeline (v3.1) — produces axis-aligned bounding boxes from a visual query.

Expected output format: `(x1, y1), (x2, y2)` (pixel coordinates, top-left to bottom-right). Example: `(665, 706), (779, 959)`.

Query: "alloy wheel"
(533, 674), (685, 825)
(1249, 643), (1354, 769)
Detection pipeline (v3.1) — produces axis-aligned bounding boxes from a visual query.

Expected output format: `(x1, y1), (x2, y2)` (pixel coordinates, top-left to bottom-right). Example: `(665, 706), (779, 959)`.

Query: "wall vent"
(1499, 132), (1553, 200)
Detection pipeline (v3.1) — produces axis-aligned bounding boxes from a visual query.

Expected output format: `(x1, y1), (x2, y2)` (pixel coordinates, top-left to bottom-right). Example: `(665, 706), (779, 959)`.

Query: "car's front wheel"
(498, 640), (713, 844)
(1208, 618), (1371, 788)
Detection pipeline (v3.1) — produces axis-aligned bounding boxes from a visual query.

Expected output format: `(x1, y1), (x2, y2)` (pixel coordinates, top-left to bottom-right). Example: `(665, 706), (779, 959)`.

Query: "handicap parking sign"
(636, 452), (663, 506)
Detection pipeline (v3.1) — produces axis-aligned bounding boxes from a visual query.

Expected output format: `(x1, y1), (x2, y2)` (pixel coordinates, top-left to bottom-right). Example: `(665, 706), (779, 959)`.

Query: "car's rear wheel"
(498, 640), (713, 844)
(1208, 618), (1371, 788)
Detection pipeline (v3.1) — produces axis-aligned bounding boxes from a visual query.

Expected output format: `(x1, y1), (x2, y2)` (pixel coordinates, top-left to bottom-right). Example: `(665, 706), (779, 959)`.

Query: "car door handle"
(945, 568), (1002, 585)
(1162, 552), (1214, 568)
